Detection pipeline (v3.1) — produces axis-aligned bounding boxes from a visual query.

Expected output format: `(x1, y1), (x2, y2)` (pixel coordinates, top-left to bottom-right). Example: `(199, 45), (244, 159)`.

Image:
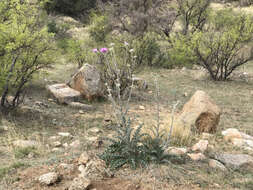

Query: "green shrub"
(167, 34), (197, 68)
(88, 13), (111, 43)
(133, 32), (168, 68)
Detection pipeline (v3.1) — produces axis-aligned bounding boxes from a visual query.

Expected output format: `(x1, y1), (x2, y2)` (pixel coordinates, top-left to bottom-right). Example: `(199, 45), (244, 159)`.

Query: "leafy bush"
(167, 34), (197, 68)
(133, 33), (168, 68)
(193, 10), (253, 80)
(0, 0), (54, 109)
(88, 13), (111, 43)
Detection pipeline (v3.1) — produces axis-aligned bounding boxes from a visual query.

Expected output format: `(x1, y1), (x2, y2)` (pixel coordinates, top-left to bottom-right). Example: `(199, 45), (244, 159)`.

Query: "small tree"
(193, 10), (253, 81)
(0, 0), (54, 109)
(176, 0), (211, 35)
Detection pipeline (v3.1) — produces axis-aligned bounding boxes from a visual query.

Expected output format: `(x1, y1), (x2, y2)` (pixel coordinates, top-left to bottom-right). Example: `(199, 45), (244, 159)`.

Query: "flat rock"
(166, 147), (188, 156)
(46, 83), (81, 104)
(38, 172), (59, 186)
(214, 153), (253, 169)
(13, 140), (39, 148)
(69, 177), (91, 190)
(58, 132), (71, 137)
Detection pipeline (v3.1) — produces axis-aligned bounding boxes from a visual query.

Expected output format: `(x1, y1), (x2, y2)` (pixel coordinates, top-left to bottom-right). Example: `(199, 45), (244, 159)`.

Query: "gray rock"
(69, 177), (91, 190)
(214, 153), (253, 169)
(38, 172), (59, 185)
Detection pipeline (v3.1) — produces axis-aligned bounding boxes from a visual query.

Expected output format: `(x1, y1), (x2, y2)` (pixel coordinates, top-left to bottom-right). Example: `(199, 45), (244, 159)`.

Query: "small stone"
(13, 140), (39, 148)
(88, 128), (102, 134)
(187, 153), (206, 161)
(166, 147), (187, 156)
(222, 128), (242, 142)
(49, 136), (61, 141)
(70, 140), (80, 148)
(58, 132), (71, 137)
(183, 92), (188, 97)
(48, 98), (54, 102)
(68, 102), (93, 111)
(79, 152), (89, 165)
(52, 148), (63, 152)
(28, 152), (35, 159)
(78, 165), (86, 173)
(52, 141), (62, 147)
(79, 110), (85, 114)
(192, 140), (209, 152)
(209, 159), (227, 171)
(63, 143), (69, 148)
(139, 106), (145, 110)
(69, 177), (91, 190)
(38, 172), (59, 186)
(59, 163), (75, 171)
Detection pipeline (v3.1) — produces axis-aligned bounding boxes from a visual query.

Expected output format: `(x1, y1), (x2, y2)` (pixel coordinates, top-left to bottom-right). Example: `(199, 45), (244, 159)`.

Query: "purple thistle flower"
(100, 48), (108, 53)
(92, 48), (98, 53)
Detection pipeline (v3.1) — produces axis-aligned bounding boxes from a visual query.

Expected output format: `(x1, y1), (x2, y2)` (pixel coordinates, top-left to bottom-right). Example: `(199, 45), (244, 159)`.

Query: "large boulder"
(68, 64), (104, 101)
(178, 90), (221, 133)
(46, 83), (81, 104)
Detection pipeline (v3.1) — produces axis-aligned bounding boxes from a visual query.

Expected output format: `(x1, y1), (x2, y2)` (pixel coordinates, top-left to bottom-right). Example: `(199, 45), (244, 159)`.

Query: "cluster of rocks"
(46, 64), (101, 110)
(46, 64), (147, 106)
(38, 152), (106, 190)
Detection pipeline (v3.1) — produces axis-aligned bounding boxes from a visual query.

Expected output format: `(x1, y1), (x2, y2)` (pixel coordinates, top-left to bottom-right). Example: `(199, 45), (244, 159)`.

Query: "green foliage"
(168, 34), (197, 68)
(40, 0), (97, 18)
(88, 13), (111, 43)
(0, 0), (55, 108)
(193, 10), (253, 80)
(100, 120), (149, 170)
(133, 32), (168, 67)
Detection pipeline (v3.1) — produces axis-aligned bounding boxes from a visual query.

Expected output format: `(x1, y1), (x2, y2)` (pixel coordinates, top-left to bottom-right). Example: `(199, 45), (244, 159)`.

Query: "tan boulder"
(178, 90), (221, 133)
(68, 64), (104, 101)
